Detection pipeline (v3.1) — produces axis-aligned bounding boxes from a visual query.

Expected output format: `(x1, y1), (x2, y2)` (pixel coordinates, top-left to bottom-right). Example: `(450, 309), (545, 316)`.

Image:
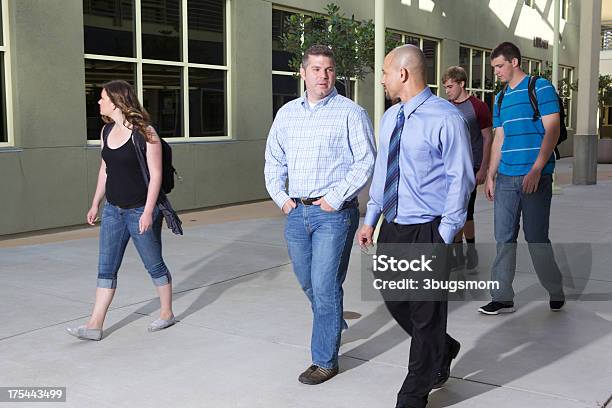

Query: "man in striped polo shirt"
(479, 42), (565, 315)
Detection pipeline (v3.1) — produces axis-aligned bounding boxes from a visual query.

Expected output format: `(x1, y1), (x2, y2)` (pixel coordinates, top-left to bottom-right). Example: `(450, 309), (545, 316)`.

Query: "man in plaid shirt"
(265, 45), (376, 385)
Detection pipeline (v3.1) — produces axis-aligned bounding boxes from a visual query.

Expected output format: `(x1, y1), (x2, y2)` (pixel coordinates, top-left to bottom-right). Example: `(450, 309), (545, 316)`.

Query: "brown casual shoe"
(298, 364), (339, 385)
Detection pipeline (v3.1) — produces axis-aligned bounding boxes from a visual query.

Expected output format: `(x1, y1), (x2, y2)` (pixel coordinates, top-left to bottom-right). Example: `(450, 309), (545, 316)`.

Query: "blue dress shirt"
(365, 87), (475, 243)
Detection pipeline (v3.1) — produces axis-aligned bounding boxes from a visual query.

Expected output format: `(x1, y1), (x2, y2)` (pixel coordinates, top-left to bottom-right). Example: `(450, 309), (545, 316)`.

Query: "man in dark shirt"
(443, 66), (493, 269)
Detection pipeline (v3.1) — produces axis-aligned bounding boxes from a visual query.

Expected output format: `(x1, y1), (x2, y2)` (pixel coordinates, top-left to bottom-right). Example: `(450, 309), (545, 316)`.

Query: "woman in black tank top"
(66, 80), (175, 341)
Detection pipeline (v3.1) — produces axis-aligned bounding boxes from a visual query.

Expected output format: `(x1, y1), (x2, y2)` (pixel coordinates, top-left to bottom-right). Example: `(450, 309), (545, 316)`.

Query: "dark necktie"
(382, 106), (405, 223)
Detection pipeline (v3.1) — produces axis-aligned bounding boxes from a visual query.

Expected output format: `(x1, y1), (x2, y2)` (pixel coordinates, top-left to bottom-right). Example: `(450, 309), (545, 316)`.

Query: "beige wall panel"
(10, 0), (86, 149)
(0, 148), (88, 234)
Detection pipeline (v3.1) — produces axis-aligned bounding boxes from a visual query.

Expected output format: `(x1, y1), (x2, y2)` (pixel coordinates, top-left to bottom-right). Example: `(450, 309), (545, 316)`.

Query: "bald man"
(357, 45), (474, 408)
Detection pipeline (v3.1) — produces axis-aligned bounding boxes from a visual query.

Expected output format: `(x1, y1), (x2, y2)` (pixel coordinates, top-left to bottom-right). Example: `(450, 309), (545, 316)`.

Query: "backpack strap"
(528, 75), (540, 120)
(496, 84), (508, 114)
(131, 130), (149, 183)
(102, 123), (114, 146)
(131, 129), (167, 201)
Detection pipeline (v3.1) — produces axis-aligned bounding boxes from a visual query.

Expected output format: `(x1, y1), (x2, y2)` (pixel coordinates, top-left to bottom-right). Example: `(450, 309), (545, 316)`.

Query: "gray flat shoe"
(66, 325), (102, 341)
(148, 316), (176, 332)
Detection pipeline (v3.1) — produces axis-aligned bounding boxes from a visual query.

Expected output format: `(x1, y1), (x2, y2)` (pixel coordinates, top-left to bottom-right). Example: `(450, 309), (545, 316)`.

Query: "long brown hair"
(101, 80), (155, 142)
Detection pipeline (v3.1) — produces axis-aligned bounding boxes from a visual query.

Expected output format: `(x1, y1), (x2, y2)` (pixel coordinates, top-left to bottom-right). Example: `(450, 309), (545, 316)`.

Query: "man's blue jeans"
(491, 173), (564, 303)
(284, 203), (359, 369)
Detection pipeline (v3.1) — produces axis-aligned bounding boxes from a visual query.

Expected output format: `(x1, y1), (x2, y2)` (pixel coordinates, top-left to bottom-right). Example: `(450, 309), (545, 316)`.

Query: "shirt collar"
(401, 86), (433, 117)
(301, 87), (338, 110)
(508, 75), (529, 91)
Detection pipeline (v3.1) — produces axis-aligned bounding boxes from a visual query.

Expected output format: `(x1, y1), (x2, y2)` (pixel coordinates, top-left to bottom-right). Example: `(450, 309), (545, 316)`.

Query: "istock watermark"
(372, 254), (435, 272)
(372, 276), (499, 293)
(360, 243), (612, 302)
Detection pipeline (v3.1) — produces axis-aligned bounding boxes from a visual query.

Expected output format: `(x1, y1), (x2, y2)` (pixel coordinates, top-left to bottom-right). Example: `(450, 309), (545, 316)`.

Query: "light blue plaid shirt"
(265, 88), (376, 210)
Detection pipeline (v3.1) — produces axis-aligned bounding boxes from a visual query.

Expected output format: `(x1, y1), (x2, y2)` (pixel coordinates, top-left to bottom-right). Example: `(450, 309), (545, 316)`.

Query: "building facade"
(0, 0), (580, 235)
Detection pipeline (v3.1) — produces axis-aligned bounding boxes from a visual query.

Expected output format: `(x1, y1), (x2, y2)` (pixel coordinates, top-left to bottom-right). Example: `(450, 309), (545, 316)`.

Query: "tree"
(279, 3), (374, 100)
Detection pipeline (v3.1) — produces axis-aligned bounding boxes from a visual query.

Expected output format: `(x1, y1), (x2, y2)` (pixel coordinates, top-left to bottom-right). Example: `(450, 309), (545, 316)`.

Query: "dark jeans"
(377, 219), (458, 408)
(491, 173), (564, 303)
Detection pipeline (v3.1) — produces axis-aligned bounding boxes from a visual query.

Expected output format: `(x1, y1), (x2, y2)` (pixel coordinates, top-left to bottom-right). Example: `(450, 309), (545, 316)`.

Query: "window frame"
(387, 29), (441, 95)
(84, 0), (232, 144)
(0, 0), (14, 147)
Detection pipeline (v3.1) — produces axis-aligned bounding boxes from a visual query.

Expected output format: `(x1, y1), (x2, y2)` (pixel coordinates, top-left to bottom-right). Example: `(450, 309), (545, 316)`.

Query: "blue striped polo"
(493, 76), (559, 176)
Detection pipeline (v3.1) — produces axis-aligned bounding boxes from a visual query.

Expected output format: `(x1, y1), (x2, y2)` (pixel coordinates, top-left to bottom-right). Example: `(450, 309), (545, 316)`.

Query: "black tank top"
(101, 136), (148, 208)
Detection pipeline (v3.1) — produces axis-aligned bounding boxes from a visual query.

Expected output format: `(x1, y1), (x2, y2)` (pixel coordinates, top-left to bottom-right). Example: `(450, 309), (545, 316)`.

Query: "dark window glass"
(387, 32), (402, 52)
(562, 98), (570, 126)
(388, 32), (402, 43)
(84, 60), (135, 140)
(83, 0), (135, 57)
(273, 74), (298, 118)
(484, 51), (494, 90)
(304, 15), (327, 36)
(429, 86), (438, 96)
(0, 58), (6, 143)
(188, 68), (226, 136)
(0, 3), (3, 45)
(472, 49), (482, 89)
(422, 39), (437, 85)
(272, 9), (298, 71)
(141, 0), (181, 61)
(335, 79), (355, 100)
(188, 0), (225, 65)
(142, 64), (182, 138)
(405, 36), (420, 46)
(459, 47), (470, 84)
(521, 59), (529, 74)
(484, 92), (494, 113)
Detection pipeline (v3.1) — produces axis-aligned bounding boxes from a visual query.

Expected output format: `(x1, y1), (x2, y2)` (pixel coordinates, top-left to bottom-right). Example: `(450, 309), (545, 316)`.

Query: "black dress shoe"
(432, 340), (461, 389)
(550, 299), (565, 311)
(298, 364), (339, 385)
(550, 292), (565, 311)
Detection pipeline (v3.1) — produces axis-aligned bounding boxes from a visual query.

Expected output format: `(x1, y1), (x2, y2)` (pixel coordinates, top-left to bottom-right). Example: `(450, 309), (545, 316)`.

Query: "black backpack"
(102, 123), (178, 194)
(497, 76), (567, 159)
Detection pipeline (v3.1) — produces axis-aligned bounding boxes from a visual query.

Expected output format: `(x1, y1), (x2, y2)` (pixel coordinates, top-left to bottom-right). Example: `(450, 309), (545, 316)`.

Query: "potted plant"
(598, 74), (612, 163)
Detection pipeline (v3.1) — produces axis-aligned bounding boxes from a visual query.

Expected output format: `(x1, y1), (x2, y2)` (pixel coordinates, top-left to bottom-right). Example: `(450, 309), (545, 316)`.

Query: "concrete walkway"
(1, 159), (611, 408)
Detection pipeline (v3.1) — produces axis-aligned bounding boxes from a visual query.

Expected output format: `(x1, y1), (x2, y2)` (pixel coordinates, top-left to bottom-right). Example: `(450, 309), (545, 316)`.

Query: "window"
(521, 57), (542, 76)
(602, 106), (612, 127)
(384, 30), (440, 110)
(387, 30), (439, 95)
(271, 7), (356, 118)
(559, 65), (574, 128)
(459, 46), (495, 110)
(0, 0), (12, 145)
(83, 0), (229, 141)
